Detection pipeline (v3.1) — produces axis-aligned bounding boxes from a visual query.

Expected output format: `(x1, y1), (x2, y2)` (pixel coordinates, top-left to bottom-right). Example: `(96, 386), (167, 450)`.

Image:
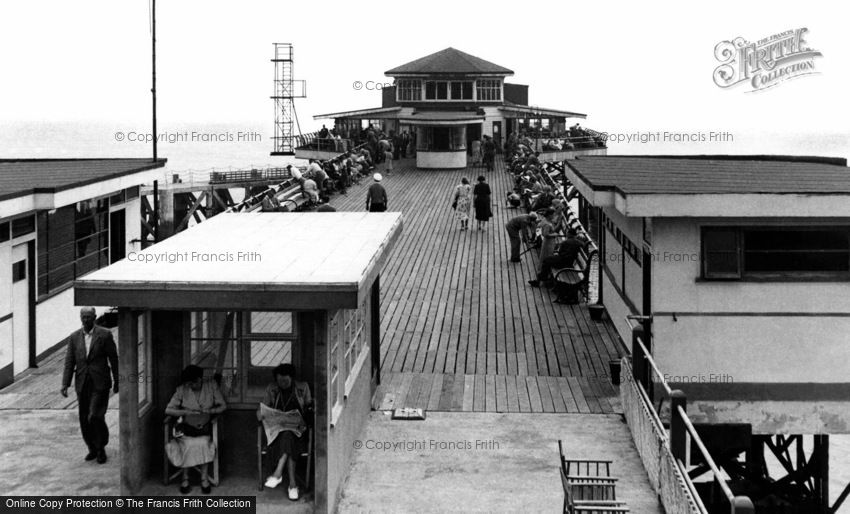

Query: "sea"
(2, 120), (850, 508)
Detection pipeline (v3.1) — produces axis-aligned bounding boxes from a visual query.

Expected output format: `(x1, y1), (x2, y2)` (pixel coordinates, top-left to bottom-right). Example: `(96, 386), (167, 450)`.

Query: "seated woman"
(257, 363), (313, 501)
(165, 365), (227, 494)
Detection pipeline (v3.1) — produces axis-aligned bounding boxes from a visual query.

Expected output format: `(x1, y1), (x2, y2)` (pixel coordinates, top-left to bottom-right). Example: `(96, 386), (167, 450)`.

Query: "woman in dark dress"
(257, 363), (313, 501)
(473, 175), (492, 230)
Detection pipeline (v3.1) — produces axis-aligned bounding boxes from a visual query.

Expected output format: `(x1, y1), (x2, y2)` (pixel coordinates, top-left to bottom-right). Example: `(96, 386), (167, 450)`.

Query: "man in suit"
(61, 307), (119, 464)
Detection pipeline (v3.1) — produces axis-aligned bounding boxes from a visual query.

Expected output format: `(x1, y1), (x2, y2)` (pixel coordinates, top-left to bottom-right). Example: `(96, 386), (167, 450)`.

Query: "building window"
(329, 310), (341, 410)
(12, 260), (26, 282)
(450, 81), (474, 100)
(397, 79), (421, 101)
(137, 312), (152, 415)
(476, 79), (502, 101)
(425, 81), (448, 100)
(37, 197), (113, 297)
(0, 222), (9, 243)
(186, 311), (298, 406)
(12, 215), (35, 238)
(416, 126), (467, 152)
(702, 226), (850, 280)
(344, 297), (369, 394)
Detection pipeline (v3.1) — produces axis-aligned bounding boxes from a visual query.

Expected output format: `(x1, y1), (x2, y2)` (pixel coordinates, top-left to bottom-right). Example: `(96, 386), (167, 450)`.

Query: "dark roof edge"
(577, 154), (848, 167)
(0, 159), (167, 203)
(0, 158), (168, 164)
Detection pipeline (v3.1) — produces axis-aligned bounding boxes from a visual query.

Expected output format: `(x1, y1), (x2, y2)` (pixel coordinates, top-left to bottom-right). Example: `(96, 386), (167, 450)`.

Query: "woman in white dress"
(165, 365), (227, 494)
(452, 177), (473, 231)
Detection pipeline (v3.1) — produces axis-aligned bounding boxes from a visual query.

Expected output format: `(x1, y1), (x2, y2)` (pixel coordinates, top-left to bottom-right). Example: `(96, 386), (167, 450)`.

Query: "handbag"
(451, 201), (457, 210)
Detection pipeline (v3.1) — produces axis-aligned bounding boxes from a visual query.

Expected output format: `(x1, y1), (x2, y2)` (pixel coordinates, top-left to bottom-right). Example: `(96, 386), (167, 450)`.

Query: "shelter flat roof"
(75, 212), (403, 310)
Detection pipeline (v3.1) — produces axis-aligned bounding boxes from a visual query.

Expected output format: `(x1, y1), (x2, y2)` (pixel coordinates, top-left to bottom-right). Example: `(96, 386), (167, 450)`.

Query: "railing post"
(731, 496), (755, 514)
(631, 325), (646, 388)
(669, 390), (687, 462)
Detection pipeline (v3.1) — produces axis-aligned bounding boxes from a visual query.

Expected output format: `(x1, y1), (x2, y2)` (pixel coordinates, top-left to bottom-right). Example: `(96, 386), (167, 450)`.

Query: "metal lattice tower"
(271, 43), (306, 156)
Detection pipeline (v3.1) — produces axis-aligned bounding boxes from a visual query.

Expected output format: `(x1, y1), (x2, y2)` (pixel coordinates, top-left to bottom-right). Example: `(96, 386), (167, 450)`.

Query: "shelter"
(75, 212), (403, 512)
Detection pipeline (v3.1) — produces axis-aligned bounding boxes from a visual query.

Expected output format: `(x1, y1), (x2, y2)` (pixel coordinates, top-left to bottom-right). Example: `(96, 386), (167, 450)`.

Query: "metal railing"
(295, 134), (357, 153)
(629, 326), (754, 514)
(209, 167), (292, 184)
(513, 127), (608, 152)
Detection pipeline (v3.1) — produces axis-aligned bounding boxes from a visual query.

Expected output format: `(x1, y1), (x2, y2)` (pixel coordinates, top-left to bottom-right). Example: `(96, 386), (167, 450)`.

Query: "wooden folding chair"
(163, 415), (221, 486)
(558, 440), (612, 477)
(560, 467), (628, 513)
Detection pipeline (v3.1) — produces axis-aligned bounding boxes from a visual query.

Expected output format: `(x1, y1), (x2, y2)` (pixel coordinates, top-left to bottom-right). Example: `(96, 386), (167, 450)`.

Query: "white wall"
(600, 206), (644, 345)
(124, 197), (142, 257)
(0, 240), (12, 370)
(0, 243), (11, 315)
(650, 218), (850, 384)
(35, 287), (78, 355)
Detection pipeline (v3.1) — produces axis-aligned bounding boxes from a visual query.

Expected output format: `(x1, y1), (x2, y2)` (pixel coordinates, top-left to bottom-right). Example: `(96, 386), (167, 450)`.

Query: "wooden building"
(0, 158), (166, 388)
(74, 212), (402, 512)
(566, 155), (850, 433)
(313, 47), (587, 168)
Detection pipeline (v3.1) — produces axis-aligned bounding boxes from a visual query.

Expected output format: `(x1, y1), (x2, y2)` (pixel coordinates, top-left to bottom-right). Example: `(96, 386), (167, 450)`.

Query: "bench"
(552, 239), (596, 304)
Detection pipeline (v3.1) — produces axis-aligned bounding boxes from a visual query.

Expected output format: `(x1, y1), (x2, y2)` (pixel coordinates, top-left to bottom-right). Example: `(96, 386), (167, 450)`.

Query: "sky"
(0, 1), (847, 160)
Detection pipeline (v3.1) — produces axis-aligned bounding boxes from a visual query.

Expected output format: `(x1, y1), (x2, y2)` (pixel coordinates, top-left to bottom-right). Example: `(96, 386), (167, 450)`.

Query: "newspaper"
(260, 403), (305, 444)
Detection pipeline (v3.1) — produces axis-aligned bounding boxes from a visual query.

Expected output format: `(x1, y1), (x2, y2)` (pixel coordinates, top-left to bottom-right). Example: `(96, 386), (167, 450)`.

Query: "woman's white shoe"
(264, 476), (283, 488)
(288, 486), (299, 501)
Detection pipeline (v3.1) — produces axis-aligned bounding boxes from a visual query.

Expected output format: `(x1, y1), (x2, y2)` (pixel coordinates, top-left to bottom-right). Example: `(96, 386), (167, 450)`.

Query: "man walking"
(505, 212), (537, 262)
(61, 307), (119, 464)
(366, 173), (388, 212)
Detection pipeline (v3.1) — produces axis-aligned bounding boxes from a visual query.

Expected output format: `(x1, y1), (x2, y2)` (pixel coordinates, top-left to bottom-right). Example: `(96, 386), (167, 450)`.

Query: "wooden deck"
(327, 157), (624, 413)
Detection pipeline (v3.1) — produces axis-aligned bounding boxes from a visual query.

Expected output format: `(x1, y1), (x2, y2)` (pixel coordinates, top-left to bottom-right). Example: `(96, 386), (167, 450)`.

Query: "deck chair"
(560, 467), (628, 513)
(163, 415), (221, 486)
(257, 424), (313, 492)
(558, 440), (613, 477)
(163, 375), (225, 486)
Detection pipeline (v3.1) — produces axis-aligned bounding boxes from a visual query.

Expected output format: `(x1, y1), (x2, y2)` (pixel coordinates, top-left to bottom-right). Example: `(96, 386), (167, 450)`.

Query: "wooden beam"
(176, 191), (207, 232)
(118, 308), (140, 494)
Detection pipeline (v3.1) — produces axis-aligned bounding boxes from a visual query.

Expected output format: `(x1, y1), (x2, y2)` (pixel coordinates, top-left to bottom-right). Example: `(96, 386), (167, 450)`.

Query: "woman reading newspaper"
(257, 363), (313, 501)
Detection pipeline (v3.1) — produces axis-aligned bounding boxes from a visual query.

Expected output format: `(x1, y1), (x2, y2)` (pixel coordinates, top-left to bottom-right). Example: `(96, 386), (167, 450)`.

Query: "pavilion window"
(702, 226), (850, 279)
(425, 81), (449, 100)
(397, 79), (421, 101)
(476, 79), (502, 101)
(450, 81), (473, 100)
(416, 126), (467, 152)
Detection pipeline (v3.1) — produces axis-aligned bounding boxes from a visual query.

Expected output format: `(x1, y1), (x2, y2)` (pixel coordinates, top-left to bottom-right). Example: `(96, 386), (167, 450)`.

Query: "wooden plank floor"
(328, 157), (624, 413)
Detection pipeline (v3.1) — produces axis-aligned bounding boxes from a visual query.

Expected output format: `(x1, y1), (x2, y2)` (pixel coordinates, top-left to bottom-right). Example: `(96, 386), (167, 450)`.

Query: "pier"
(0, 157), (662, 512)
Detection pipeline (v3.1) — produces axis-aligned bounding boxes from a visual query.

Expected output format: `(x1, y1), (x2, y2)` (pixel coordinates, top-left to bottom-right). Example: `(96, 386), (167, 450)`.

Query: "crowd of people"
(502, 145), (591, 294)
(502, 123), (607, 154)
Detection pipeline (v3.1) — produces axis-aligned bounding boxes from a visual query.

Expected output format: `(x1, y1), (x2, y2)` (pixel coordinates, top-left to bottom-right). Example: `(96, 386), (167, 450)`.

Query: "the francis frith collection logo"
(713, 28), (822, 92)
